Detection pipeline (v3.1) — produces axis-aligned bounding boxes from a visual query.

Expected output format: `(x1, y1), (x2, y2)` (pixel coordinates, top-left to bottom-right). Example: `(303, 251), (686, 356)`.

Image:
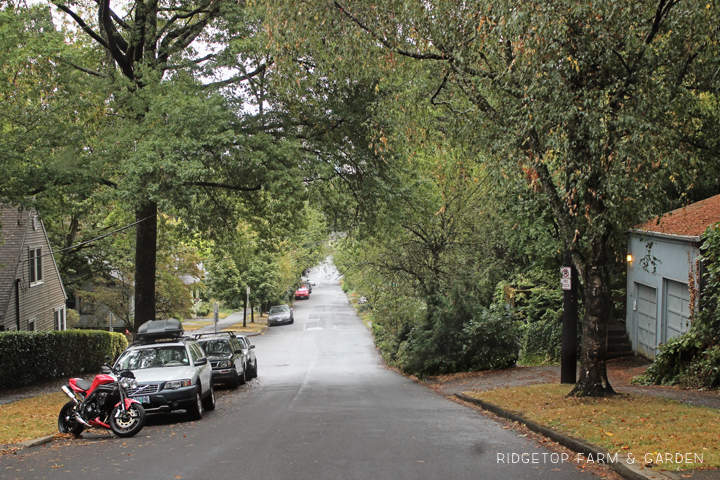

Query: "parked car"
(235, 334), (258, 379)
(309, 279), (316, 286)
(294, 286), (310, 300)
(267, 304), (294, 326)
(113, 320), (215, 420)
(194, 332), (248, 388)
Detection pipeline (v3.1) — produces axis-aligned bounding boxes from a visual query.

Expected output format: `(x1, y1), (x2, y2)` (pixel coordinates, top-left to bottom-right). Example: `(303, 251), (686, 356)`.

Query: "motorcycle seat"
(74, 379), (93, 391)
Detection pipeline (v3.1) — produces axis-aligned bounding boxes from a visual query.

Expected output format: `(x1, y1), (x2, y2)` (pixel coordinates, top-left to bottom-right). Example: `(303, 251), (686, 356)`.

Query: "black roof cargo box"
(136, 319), (184, 341)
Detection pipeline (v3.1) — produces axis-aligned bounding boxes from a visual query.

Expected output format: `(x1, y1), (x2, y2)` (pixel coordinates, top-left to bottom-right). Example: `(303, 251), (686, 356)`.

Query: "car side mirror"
(249, 345), (255, 349)
(194, 357), (208, 366)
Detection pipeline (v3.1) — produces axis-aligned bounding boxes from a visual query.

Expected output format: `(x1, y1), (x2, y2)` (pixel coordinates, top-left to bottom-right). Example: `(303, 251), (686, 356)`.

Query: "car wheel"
(188, 389), (203, 420)
(202, 384), (216, 411)
(239, 366), (247, 385)
(228, 369), (240, 389)
(252, 361), (258, 379)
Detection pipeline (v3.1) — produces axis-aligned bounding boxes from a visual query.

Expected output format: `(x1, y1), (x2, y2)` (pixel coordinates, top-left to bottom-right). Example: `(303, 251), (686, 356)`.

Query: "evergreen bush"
(0, 330), (128, 389)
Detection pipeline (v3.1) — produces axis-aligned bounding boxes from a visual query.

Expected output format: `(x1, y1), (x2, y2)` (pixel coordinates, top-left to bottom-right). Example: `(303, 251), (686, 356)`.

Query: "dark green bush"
(0, 330), (128, 389)
(518, 288), (564, 365)
(397, 289), (521, 377)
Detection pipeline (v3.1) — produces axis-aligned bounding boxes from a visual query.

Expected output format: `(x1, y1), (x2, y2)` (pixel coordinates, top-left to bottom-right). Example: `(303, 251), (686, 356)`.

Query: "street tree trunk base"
(569, 366), (616, 397)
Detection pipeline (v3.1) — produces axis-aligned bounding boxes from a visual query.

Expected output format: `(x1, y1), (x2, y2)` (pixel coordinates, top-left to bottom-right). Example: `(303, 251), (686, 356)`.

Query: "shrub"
(517, 288), (564, 365)
(0, 330), (128, 389)
(397, 289), (521, 377)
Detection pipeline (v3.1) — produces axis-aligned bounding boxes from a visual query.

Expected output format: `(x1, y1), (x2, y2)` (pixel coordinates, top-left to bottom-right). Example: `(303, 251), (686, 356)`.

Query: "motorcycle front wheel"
(58, 401), (85, 437)
(109, 403), (146, 438)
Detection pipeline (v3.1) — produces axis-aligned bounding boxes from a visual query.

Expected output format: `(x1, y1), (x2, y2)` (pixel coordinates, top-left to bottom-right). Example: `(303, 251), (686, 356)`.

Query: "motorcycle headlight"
(166, 379), (192, 389)
(120, 378), (138, 390)
(217, 360), (232, 368)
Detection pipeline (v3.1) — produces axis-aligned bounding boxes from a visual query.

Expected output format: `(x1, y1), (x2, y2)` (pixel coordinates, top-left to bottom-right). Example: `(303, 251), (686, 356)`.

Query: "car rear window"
(199, 340), (231, 355)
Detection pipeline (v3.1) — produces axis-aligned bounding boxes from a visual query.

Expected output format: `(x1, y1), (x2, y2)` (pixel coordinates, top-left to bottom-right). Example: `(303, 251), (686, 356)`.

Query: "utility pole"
(560, 252), (578, 384)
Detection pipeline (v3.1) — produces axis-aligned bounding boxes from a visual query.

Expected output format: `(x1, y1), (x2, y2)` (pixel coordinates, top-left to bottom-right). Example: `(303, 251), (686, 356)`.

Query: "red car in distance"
(294, 286), (310, 300)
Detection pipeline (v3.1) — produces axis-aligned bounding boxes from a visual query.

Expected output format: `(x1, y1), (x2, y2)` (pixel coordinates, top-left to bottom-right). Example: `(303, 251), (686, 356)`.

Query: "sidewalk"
(426, 356), (720, 410)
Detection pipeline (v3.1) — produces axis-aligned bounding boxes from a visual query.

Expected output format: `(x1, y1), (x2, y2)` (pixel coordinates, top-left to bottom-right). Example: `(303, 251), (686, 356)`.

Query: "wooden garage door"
(636, 283), (658, 359)
(664, 279), (691, 342)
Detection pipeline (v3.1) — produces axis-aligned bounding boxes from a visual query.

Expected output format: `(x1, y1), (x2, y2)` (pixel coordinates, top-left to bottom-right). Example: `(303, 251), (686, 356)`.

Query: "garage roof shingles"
(636, 194), (720, 237)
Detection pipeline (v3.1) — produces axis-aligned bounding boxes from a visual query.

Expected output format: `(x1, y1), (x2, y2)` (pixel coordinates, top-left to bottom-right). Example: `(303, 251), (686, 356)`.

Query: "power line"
(27, 214), (157, 262)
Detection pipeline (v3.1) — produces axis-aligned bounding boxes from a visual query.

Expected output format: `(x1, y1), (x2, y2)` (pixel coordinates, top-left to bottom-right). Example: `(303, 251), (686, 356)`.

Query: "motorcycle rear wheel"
(58, 401), (85, 437)
(109, 403), (146, 438)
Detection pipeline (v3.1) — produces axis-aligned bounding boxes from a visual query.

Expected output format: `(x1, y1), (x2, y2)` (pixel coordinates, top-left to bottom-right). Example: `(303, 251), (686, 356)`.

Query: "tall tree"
(42, 0), (309, 329)
(266, 0), (720, 395)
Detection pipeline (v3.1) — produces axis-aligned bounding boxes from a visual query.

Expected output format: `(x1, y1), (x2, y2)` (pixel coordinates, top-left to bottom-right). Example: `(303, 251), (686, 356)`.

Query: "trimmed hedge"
(0, 330), (128, 389)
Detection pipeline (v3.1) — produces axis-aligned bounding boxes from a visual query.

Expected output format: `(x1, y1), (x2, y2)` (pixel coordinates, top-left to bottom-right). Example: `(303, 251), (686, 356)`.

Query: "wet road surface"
(1, 264), (599, 479)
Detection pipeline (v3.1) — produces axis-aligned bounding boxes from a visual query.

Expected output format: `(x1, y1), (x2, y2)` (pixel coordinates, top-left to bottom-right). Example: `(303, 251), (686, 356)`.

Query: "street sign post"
(213, 302), (219, 334)
(560, 260), (577, 384)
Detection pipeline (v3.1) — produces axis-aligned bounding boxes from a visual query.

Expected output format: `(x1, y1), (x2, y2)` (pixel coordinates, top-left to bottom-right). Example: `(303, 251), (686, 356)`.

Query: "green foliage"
(268, 0), (720, 395)
(396, 288), (521, 378)
(517, 288), (564, 365)
(66, 309), (80, 329)
(0, 330), (127, 389)
(639, 224), (720, 388)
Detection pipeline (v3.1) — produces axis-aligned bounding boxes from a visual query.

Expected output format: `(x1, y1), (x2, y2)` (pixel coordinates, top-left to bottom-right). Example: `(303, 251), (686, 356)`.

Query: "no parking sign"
(560, 267), (571, 290)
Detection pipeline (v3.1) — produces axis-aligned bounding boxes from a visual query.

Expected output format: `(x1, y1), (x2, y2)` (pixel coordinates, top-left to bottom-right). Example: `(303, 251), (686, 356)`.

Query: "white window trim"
(29, 246), (44, 287)
(28, 317), (36, 331)
(54, 306), (66, 331)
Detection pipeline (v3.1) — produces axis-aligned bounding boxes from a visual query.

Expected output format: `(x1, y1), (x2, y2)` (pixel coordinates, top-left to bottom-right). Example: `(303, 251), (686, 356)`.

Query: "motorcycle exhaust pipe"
(62, 386), (79, 404)
(74, 415), (91, 427)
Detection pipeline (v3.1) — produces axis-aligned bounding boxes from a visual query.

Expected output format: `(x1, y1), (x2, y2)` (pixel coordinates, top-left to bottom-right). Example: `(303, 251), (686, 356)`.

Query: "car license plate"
(133, 396), (150, 404)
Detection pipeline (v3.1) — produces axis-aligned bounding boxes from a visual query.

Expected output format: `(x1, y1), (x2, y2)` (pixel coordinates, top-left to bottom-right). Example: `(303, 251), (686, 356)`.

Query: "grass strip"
(467, 384), (719, 470)
(223, 318), (267, 334)
(0, 392), (68, 445)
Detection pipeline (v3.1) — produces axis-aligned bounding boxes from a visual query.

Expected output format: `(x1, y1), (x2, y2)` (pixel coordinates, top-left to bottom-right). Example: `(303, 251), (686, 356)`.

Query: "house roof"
(635, 194), (720, 237)
(0, 207), (32, 320)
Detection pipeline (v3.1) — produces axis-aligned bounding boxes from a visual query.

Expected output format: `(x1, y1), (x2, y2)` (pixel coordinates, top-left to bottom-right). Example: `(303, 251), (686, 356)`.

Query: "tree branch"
(59, 57), (110, 78)
(333, 1), (449, 61)
(201, 61), (273, 89)
(50, 2), (109, 49)
(183, 181), (262, 192)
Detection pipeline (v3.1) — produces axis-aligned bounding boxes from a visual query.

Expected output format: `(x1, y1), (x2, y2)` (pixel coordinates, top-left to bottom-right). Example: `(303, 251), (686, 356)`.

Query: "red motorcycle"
(58, 358), (146, 438)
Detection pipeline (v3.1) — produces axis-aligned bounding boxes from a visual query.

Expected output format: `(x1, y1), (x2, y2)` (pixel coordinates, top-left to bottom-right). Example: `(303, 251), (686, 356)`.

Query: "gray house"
(0, 206), (67, 331)
(626, 194), (720, 359)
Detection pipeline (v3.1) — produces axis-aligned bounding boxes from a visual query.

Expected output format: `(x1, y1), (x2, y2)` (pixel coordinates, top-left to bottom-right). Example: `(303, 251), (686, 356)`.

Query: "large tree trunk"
(570, 240), (615, 397)
(133, 200), (157, 331)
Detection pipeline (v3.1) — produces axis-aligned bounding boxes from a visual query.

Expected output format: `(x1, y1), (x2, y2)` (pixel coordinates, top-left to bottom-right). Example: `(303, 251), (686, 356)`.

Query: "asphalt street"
(0, 264), (592, 480)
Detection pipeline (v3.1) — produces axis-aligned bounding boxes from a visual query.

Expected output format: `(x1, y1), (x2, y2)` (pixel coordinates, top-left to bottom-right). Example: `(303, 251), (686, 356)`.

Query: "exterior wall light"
(626, 254), (633, 263)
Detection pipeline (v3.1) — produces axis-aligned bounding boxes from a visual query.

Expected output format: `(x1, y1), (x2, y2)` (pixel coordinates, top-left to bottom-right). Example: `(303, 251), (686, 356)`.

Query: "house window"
(29, 247), (43, 286)
(28, 318), (36, 331)
(54, 307), (66, 331)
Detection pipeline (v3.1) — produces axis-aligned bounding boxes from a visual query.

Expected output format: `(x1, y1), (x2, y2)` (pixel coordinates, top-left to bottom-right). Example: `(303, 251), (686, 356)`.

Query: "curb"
(2, 435), (55, 452)
(454, 393), (677, 480)
(246, 327), (268, 337)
